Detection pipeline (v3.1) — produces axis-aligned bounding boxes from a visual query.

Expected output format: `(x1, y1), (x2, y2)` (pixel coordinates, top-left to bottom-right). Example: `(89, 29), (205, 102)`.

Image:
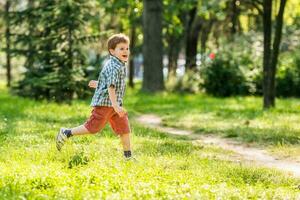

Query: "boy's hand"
(88, 80), (98, 88)
(112, 105), (126, 117)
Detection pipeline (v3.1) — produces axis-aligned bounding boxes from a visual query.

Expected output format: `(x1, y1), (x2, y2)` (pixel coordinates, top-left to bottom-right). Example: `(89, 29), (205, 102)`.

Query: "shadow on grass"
(135, 138), (202, 156)
(192, 124), (300, 146)
(0, 89), (91, 145)
(130, 91), (300, 147)
(0, 91), (30, 143)
(223, 127), (300, 145)
(0, 185), (27, 199)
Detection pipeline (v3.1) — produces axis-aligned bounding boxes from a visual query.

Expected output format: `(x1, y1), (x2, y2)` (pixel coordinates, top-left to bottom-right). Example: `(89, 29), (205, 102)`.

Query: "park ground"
(0, 83), (300, 199)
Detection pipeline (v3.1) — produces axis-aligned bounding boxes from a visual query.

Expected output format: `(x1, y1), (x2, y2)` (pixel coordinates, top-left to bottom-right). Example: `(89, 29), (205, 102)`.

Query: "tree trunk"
(66, 25), (74, 101)
(269, 0), (287, 106)
(186, 29), (200, 69)
(5, 0), (11, 88)
(185, 7), (201, 70)
(262, 0), (273, 109)
(25, 0), (35, 70)
(142, 0), (164, 92)
(68, 27), (73, 70)
(129, 25), (136, 88)
(167, 34), (180, 78)
(263, 0), (287, 109)
(200, 19), (214, 54)
(230, 0), (238, 35)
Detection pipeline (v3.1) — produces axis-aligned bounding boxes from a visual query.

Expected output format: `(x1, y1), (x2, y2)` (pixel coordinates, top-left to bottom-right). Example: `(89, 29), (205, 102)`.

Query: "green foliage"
(162, 0), (192, 37)
(198, 0), (227, 20)
(276, 49), (300, 97)
(95, 0), (144, 65)
(166, 33), (263, 96)
(252, 48), (300, 97)
(68, 152), (89, 168)
(11, 0), (95, 102)
(200, 52), (249, 97)
(166, 69), (204, 94)
(199, 32), (264, 97)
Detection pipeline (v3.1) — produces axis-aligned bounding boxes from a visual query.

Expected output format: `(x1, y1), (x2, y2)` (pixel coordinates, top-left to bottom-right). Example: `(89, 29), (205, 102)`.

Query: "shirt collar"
(110, 55), (125, 66)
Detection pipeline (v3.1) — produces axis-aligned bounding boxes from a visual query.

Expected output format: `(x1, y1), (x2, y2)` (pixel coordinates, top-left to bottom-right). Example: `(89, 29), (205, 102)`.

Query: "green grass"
(125, 87), (300, 161)
(0, 84), (300, 199)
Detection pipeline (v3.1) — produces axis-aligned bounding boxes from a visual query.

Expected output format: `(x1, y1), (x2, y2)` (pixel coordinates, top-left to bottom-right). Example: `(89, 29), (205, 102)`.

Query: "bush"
(200, 52), (250, 97)
(165, 69), (203, 93)
(14, 67), (87, 103)
(276, 49), (300, 97)
(167, 33), (300, 98)
(199, 33), (263, 97)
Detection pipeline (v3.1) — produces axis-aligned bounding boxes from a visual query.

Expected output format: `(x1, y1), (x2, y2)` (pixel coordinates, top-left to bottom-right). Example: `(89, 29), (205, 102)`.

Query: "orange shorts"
(84, 106), (130, 135)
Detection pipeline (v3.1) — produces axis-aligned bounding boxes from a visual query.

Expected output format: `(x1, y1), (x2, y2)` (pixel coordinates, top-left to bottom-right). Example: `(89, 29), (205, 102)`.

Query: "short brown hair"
(107, 33), (130, 51)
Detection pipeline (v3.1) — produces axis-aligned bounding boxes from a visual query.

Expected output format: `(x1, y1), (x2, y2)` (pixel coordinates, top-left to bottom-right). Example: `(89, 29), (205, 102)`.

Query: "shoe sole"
(56, 129), (65, 151)
(56, 133), (62, 151)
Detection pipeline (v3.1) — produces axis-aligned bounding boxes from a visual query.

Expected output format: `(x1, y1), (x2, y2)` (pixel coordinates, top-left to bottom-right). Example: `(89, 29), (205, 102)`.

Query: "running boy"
(56, 33), (132, 159)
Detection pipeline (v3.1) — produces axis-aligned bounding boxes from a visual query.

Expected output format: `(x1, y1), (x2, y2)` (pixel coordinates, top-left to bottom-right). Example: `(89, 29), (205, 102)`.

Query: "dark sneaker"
(56, 128), (68, 151)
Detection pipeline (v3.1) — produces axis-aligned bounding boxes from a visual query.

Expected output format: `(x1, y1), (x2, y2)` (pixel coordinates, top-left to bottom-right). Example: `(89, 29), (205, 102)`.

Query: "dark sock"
(64, 129), (73, 138)
(124, 150), (132, 158)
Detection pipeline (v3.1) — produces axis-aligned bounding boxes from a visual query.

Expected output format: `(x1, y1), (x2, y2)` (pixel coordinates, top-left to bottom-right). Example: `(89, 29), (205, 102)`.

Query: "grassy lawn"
(125, 87), (300, 162)
(0, 84), (299, 199)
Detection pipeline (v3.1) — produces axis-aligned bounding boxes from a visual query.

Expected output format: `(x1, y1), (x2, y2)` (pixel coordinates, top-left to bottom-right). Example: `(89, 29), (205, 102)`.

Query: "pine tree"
(13, 0), (93, 102)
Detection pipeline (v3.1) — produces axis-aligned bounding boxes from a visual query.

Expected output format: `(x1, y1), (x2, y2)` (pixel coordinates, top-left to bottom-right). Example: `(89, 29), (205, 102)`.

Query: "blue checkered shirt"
(91, 56), (126, 107)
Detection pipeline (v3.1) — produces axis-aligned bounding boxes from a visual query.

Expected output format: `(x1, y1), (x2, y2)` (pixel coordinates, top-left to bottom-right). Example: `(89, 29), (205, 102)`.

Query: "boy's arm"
(108, 86), (125, 117)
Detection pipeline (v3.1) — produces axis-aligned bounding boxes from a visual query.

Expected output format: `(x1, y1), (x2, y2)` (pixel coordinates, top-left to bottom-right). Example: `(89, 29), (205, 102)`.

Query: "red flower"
(209, 53), (215, 60)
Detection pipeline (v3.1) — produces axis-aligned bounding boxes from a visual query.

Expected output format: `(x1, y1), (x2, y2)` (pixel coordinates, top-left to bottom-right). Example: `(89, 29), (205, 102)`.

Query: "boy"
(56, 33), (132, 159)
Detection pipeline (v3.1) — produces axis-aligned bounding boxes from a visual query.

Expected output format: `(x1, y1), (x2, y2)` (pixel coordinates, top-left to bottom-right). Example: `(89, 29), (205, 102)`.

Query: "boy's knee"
(88, 128), (100, 134)
(119, 132), (130, 138)
(84, 124), (100, 134)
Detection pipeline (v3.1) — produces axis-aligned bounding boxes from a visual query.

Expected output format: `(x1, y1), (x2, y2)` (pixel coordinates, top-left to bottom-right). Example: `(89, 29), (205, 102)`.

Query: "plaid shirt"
(91, 56), (126, 107)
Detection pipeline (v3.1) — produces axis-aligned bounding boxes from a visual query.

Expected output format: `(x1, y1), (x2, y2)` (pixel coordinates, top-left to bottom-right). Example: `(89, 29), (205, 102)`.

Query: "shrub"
(200, 52), (249, 97)
(166, 70), (203, 94)
(276, 49), (300, 97)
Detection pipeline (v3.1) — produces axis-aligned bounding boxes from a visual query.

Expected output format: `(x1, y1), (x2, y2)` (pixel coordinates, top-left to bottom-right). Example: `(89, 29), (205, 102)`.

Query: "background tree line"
(0, 0), (299, 109)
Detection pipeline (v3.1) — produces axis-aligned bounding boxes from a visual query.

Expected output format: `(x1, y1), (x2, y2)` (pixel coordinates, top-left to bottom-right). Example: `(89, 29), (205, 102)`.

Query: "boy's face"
(110, 42), (130, 63)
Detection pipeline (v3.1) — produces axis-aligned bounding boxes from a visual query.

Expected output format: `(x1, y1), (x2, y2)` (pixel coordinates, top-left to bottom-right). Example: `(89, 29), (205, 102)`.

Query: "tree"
(126, 0), (142, 89)
(14, 0), (93, 102)
(129, 25), (136, 88)
(263, 0), (287, 108)
(4, 0), (11, 87)
(142, 0), (164, 92)
(184, 0), (227, 70)
(233, 0), (287, 108)
(163, 0), (190, 78)
(185, 4), (199, 70)
(229, 0), (241, 35)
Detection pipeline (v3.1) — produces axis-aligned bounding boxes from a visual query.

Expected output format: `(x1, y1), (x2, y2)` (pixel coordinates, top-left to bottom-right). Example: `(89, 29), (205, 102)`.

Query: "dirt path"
(136, 114), (300, 178)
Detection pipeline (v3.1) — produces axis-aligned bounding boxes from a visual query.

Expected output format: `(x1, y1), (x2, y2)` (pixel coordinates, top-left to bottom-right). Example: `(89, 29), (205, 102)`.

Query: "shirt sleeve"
(106, 67), (120, 88)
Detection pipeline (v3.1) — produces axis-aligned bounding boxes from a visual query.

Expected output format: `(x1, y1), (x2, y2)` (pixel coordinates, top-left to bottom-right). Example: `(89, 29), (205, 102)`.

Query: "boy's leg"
(109, 112), (132, 158)
(120, 133), (132, 159)
(56, 107), (109, 151)
(120, 133), (131, 151)
(56, 125), (91, 151)
(70, 125), (90, 135)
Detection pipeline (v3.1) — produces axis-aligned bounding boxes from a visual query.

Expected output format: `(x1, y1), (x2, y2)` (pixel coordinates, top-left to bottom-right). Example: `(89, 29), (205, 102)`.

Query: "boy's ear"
(109, 48), (114, 55)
